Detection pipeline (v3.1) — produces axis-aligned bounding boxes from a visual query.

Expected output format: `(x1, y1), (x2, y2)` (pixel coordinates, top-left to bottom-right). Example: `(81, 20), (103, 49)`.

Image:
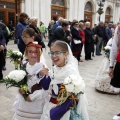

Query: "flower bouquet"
(0, 70), (29, 100)
(57, 74), (85, 108)
(104, 46), (111, 58)
(7, 50), (23, 69)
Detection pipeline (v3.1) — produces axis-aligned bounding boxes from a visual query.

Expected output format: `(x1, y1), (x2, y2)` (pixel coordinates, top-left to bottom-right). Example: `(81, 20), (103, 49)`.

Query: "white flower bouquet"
(0, 70), (28, 100)
(57, 74), (85, 107)
(7, 50), (23, 69)
(104, 46), (111, 58)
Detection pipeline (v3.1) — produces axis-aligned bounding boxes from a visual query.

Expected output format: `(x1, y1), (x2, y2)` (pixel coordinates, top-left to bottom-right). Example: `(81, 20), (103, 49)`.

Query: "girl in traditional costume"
(13, 42), (51, 120)
(40, 41), (89, 120)
(95, 33), (120, 94)
(109, 25), (120, 120)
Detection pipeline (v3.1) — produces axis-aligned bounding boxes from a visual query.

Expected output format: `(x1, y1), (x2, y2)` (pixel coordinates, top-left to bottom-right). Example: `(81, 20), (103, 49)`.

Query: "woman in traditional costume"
(109, 25), (120, 120)
(95, 33), (120, 94)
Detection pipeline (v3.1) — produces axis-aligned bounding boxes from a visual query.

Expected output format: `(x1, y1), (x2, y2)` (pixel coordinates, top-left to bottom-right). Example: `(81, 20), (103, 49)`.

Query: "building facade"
(20, 0), (120, 27)
(0, 0), (20, 26)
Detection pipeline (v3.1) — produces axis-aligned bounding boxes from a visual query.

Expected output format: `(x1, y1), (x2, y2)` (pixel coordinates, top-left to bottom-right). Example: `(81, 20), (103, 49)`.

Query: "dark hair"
(62, 22), (69, 27)
(19, 13), (28, 22)
(51, 40), (68, 52)
(71, 19), (78, 26)
(22, 28), (35, 37)
(79, 20), (84, 23)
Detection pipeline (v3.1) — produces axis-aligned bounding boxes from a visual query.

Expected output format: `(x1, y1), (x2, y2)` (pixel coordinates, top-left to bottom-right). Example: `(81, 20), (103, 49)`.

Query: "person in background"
(0, 29), (5, 79)
(52, 17), (63, 34)
(95, 21), (105, 56)
(0, 21), (9, 70)
(71, 20), (82, 62)
(84, 22), (94, 60)
(48, 21), (71, 47)
(38, 21), (46, 40)
(16, 12), (28, 54)
(48, 20), (54, 41)
(105, 23), (112, 45)
(28, 17), (45, 48)
(78, 22), (85, 62)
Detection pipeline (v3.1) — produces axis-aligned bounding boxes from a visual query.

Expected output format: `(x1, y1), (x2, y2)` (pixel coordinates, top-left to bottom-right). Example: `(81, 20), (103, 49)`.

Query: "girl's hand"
(17, 60), (22, 64)
(0, 45), (5, 51)
(39, 65), (49, 76)
(26, 96), (32, 102)
(19, 89), (25, 95)
(109, 68), (114, 78)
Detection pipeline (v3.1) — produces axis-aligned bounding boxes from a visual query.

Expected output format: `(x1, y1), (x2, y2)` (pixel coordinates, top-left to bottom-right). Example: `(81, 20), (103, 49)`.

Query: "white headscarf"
(50, 41), (79, 94)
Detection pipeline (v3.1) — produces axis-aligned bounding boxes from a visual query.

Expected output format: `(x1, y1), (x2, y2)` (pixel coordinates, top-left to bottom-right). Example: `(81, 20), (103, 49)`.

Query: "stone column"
(20, 0), (25, 12)
(68, 0), (73, 21)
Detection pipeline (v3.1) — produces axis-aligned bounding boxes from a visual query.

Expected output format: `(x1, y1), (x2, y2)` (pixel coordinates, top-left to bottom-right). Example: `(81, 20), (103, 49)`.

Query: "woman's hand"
(39, 65), (49, 77)
(109, 68), (114, 78)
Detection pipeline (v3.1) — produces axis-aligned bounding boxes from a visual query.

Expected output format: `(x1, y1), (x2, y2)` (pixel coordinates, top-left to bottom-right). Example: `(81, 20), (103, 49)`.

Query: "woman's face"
(86, 24), (90, 28)
(32, 20), (38, 27)
(50, 45), (68, 67)
(27, 46), (38, 64)
(22, 32), (34, 45)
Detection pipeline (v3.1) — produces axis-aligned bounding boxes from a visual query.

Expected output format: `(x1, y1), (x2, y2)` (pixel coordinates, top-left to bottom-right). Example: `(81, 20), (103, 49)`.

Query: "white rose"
(70, 74), (83, 85)
(7, 70), (26, 82)
(65, 84), (75, 93)
(104, 46), (111, 50)
(74, 80), (85, 94)
(64, 76), (72, 84)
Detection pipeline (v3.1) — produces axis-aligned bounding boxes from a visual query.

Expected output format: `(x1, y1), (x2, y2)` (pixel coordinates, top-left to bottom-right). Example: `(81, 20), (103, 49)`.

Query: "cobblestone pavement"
(0, 40), (120, 120)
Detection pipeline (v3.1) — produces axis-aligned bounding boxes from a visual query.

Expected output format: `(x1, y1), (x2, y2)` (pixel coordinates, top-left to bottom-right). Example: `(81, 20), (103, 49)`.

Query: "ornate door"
(84, 2), (93, 27)
(105, 7), (111, 23)
(51, 0), (66, 21)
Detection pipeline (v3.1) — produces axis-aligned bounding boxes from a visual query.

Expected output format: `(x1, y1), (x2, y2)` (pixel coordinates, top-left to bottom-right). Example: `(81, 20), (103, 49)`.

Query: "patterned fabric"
(117, 25), (120, 48)
(70, 108), (84, 120)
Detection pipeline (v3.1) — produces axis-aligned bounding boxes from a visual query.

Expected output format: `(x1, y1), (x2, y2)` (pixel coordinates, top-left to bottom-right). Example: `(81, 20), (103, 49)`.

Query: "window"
(0, 12), (5, 22)
(0, 2), (15, 9)
(106, 7), (111, 15)
(51, 0), (65, 6)
(85, 2), (92, 11)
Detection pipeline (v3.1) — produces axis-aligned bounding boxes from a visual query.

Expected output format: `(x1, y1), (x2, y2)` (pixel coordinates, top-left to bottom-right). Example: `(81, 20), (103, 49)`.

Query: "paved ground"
(0, 40), (120, 120)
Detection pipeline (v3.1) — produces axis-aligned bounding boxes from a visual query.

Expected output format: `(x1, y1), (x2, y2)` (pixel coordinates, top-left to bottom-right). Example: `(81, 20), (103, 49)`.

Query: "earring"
(65, 58), (68, 64)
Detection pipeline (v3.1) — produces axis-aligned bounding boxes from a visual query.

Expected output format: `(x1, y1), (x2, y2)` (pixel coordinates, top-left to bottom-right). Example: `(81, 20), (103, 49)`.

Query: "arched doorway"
(105, 7), (112, 23)
(84, 2), (93, 27)
(51, 0), (66, 21)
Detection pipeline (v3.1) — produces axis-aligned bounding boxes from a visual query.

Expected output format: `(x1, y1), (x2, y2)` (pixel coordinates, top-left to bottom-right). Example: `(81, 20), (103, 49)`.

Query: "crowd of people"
(0, 12), (120, 120)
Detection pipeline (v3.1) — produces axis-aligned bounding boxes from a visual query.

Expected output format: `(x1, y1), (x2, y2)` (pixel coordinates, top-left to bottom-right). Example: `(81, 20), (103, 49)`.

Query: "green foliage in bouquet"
(7, 50), (23, 69)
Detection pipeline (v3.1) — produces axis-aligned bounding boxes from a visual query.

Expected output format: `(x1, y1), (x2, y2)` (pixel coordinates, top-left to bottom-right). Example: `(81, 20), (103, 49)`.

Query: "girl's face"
(22, 32), (34, 45)
(50, 45), (68, 67)
(27, 46), (38, 64)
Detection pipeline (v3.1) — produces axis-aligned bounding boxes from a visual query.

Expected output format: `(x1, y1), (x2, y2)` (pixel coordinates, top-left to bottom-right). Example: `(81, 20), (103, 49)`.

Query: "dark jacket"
(28, 24), (45, 48)
(0, 22), (8, 43)
(0, 30), (5, 46)
(71, 27), (82, 54)
(84, 28), (94, 53)
(16, 22), (28, 54)
(105, 27), (112, 40)
(95, 25), (105, 38)
(48, 27), (71, 46)
(52, 21), (61, 34)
